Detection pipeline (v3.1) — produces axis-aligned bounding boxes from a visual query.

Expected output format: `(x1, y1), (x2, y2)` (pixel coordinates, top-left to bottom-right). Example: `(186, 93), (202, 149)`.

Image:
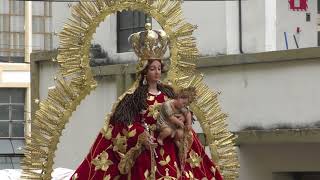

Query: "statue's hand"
(142, 132), (157, 150)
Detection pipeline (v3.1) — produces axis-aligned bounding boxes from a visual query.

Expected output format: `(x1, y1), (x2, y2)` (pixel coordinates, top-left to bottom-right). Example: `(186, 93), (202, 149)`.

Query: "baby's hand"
(186, 124), (192, 131)
(177, 121), (185, 128)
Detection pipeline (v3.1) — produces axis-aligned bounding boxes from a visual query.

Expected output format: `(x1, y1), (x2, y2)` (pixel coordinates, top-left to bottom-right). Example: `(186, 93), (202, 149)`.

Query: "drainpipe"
(25, 1), (32, 141)
(238, 0), (244, 54)
(25, 1), (32, 63)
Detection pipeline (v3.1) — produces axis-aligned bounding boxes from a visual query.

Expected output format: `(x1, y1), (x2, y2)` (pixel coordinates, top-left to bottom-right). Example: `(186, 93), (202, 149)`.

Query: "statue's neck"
(148, 82), (158, 94)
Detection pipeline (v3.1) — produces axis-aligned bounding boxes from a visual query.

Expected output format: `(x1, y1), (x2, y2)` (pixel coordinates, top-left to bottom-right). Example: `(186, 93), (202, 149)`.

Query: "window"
(0, 88), (25, 138)
(0, 0), (25, 63)
(32, 1), (53, 51)
(0, 88), (25, 169)
(0, 154), (23, 169)
(0, 0), (53, 62)
(117, 10), (149, 53)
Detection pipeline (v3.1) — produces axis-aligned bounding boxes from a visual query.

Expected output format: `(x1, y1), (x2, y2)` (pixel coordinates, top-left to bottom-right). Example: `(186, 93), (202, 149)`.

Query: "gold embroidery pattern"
(71, 173), (78, 180)
(184, 171), (194, 179)
(178, 130), (194, 171)
(211, 166), (216, 175)
(111, 128), (138, 157)
(147, 101), (162, 119)
(157, 168), (177, 180)
(101, 124), (113, 140)
(112, 134), (128, 155)
(186, 150), (202, 168)
(147, 95), (155, 101)
(91, 151), (113, 171)
(118, 131), (147, 174)
(103, 175), (111, 180)
(144, 169), (154, 180)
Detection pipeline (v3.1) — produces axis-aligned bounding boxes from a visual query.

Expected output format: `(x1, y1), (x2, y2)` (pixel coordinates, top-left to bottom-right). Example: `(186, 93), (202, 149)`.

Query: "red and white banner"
(289, 0), (308, 11)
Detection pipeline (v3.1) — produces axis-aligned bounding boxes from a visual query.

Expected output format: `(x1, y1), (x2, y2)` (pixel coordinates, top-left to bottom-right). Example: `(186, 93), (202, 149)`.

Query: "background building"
(0, 0), (53, 169)
(34, 1), (320, 180)
(1, 0), (320, 180)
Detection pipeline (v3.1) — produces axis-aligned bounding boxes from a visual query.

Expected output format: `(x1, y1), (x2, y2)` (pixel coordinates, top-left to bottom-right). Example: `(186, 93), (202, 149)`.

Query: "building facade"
(33, 47), (320, 180)
(1, 0), (320, 180)
(0, 0), (53, 169)
(50, 0), (320, 62)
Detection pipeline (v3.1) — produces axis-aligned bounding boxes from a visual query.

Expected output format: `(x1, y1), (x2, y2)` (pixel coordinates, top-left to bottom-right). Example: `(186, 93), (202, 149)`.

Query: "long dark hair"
(110, 60), (175, 125)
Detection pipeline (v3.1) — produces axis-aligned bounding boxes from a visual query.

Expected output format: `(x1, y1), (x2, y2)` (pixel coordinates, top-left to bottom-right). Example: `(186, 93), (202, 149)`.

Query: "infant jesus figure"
(156, 87), (196, 146)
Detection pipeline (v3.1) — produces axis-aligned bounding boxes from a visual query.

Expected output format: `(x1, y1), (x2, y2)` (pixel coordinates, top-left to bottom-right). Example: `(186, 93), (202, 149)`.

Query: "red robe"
(71, 92), (223, 180)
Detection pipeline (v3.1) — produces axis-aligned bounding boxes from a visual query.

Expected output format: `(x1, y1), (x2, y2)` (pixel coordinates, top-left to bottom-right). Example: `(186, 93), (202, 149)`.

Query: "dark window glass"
(0, 89), (25, 137)
(0, 121), (9, 137)
(117, 11), (149, 53)
(318, 31), (320, 46)
(0, 105), (9, 120)
(11, 105), (24, 120)
(11, 121), (24, 137)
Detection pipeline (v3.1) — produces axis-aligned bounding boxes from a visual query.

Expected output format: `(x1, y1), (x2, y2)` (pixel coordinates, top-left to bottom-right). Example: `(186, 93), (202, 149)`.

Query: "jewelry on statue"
(141, 118), (158, 158)
(143, 75), (147, 85)
(157, 80), (161, 84)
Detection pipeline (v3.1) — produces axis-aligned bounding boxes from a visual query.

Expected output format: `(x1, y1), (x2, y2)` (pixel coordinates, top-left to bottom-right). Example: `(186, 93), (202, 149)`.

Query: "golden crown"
(128, 23), (169, 61)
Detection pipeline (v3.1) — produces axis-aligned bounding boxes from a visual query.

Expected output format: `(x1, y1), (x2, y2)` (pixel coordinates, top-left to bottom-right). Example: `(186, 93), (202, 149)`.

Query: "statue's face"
(146, 60), (161, 83)
(176, 97), (189, 109)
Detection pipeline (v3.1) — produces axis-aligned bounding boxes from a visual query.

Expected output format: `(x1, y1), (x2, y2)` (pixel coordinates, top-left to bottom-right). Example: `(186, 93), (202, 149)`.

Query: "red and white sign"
(289, 0), (308, 11)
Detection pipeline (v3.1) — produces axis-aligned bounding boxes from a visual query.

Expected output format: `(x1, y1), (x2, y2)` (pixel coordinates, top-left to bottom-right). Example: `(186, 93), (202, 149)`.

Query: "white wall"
(54, 77), (117, 169)
(52, 2), (77, 50)
(51, 1), (319, 62)
(1, 72), (29, 83)
(182, 1), (227, 56)
(0, 63), (30, 85)
(226, 1), (240, 54)
(276, 0), (318, 50)
(202, 59), (320, 132)
(241, 0), (266, 53)
(265, 0), (277, 51)
(38, 62), (117, 169)
(239, 143), (320, 180)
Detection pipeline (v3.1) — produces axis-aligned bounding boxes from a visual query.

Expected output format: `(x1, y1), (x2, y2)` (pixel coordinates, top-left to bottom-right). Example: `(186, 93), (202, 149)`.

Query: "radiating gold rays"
(21, 0), (239, 179)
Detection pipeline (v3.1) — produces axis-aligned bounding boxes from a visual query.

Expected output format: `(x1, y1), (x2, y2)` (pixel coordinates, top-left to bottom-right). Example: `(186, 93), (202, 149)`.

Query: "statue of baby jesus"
(156, 87), (196, 146)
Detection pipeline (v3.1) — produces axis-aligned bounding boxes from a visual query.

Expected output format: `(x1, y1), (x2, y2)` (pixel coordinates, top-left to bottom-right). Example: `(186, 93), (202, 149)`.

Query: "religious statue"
(21, 1), (239, 180)
(71, 23), (223, 180)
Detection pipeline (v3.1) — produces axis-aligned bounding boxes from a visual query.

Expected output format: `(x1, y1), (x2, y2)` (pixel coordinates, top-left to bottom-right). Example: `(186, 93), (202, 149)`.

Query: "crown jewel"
(129, 23), (169, 60)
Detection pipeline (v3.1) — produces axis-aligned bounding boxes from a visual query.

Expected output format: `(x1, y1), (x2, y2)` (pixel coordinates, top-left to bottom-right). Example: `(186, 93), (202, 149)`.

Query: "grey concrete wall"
(239, 143), (320, 180)
(202, 59), (320, 132)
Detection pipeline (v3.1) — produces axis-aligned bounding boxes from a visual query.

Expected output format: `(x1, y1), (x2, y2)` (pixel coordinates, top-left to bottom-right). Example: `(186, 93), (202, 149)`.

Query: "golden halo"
(21, 0), (239, 179)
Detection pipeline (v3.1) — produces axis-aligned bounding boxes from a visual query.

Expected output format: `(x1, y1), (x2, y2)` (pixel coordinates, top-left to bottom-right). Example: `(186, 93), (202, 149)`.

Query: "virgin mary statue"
(71, 23), (223, 180)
